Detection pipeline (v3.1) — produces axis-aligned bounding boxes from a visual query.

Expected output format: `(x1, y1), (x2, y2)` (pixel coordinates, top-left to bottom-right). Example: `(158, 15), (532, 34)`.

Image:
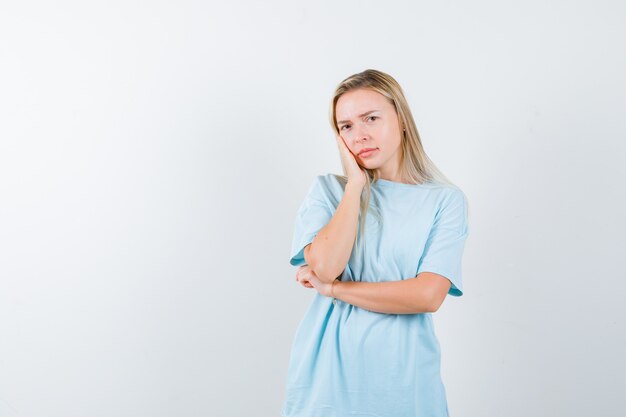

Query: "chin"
(359, 161), (380, 170)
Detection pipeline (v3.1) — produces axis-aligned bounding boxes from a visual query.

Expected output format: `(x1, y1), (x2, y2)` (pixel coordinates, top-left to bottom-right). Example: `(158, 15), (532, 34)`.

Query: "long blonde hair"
(328, 69), (462, 260)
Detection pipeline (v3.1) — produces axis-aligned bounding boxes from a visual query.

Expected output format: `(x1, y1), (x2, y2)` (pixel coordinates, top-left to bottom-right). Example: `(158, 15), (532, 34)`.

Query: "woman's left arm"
(332, 272), (451, 314)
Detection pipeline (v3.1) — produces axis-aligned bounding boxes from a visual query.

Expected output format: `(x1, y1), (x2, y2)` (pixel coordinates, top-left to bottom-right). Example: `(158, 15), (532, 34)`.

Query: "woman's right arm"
(304, 181), (364, 284)
(304, 133), (366, 284)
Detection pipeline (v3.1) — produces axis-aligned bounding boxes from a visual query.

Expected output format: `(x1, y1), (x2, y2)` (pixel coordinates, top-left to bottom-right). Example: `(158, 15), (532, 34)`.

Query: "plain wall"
(1, 1), (625, 416)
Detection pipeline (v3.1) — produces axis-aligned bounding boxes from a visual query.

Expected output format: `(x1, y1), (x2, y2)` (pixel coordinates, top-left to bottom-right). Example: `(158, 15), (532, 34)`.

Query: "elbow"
(428, 302), (441, 313)
(304, 243), (342, 284)
(308, 253), (342, 283)
(412, 286), (443, 313)
(427, 293), (446, 313)
(311, 262), (342, 284)
(416, 299), (438, 314)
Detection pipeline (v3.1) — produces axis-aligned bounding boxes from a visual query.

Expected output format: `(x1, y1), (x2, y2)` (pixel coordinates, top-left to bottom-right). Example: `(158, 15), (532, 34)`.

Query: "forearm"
(332, 278), (435, 314)
(307, 182), (363, 284)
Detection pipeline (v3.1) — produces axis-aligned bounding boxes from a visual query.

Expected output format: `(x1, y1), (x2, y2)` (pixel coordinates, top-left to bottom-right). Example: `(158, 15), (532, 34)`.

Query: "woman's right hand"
(296, 265), (314, 288)
(335, 133), (367, 188)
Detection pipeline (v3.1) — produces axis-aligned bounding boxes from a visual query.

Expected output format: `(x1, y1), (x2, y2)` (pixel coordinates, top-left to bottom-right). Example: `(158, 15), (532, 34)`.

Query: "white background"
(1, 1), (625, 416)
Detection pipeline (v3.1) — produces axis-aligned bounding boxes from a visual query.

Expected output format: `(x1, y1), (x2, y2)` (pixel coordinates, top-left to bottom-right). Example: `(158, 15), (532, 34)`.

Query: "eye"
(340, 124), (350, 131)
(367, 116), (378, 122)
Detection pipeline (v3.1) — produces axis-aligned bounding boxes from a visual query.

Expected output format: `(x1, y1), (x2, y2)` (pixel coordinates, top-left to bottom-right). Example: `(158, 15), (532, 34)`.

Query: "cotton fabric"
(282, 173), (469, 417)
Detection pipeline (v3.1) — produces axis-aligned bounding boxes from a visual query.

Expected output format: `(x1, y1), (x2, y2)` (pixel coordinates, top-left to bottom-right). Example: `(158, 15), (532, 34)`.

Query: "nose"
(352, 124), (369, 144)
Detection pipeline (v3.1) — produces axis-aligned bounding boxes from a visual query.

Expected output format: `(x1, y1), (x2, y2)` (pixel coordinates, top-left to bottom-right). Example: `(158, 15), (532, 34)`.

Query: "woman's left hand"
(296, 265), (334, 297)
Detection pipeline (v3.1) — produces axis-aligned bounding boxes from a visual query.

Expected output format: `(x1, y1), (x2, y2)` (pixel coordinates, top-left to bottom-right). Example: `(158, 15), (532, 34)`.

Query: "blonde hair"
(328, 69), (463, 260)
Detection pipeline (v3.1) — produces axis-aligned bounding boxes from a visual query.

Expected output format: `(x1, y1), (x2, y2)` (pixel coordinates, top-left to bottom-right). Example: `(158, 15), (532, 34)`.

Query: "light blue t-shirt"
(282, 173), (470, 417)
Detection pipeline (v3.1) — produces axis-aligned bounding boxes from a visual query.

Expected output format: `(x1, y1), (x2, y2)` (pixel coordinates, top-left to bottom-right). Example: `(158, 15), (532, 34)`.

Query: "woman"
(282, 69), (470, 417)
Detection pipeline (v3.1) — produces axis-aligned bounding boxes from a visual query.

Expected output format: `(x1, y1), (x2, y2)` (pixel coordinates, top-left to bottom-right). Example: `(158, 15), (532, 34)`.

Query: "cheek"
(383, 127), (401, 146)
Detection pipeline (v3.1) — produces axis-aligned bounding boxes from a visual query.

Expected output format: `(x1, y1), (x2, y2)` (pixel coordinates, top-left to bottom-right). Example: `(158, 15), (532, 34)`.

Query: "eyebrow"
(337, 110), (379, 126)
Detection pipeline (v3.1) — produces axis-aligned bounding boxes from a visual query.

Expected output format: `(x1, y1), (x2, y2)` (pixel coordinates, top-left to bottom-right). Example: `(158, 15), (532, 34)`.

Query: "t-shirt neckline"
(373, 178), (431, 188)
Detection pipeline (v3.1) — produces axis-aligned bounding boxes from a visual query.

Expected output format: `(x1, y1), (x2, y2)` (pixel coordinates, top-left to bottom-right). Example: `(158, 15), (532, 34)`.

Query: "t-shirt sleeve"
(289, 176), (334, 266)
(416, 189), (469, 297)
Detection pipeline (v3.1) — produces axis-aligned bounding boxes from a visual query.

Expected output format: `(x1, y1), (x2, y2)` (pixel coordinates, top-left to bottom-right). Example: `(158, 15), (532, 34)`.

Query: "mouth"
(359, 148), (378, 158)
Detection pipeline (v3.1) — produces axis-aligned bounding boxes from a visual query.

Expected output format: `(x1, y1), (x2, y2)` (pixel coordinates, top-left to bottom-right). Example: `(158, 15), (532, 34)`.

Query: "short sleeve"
(416, 189), (469, 297)
(289, 176), (334, 266)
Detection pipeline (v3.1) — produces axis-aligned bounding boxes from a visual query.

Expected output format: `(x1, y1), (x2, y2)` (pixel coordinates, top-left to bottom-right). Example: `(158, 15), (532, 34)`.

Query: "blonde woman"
(283, 69), (470, 417)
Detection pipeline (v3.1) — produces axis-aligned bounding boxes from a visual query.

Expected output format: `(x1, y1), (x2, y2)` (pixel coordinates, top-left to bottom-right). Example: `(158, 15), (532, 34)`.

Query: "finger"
(335, 133), (345, 148)
(336, 134), (348, 151)
(337, 136), (356, 161)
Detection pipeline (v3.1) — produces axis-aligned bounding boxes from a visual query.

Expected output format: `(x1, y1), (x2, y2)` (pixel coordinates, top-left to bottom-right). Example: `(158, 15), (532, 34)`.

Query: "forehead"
(335, 89), (390, 120)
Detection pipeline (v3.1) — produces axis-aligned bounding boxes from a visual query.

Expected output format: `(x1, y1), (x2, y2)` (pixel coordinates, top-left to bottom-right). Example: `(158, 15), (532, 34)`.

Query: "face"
(335, 88), (404, 179)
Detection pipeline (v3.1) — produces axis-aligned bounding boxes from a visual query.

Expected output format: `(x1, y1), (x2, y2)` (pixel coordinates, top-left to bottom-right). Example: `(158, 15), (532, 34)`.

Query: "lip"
(359, 148), (378, 158)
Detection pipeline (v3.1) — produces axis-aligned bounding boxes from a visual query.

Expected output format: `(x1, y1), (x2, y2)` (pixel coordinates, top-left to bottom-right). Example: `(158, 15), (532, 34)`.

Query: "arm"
(304, 182), (363, 284)
(332, 272), (453, 314)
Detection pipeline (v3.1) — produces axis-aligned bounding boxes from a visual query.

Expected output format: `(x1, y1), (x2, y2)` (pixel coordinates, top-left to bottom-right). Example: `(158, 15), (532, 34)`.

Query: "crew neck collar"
(373, 178), (431, 188)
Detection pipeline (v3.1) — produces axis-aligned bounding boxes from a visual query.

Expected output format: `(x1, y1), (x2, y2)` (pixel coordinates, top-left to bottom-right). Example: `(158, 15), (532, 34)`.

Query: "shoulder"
(440, 185), (467, 207)
(422, 182), (466, 205)
(418, 184), (468, 221)
(317, 173), (347, 187)
(432, 185), (469, 232)
(299, 173), (346, 207)
(315, 173), (348, 197)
